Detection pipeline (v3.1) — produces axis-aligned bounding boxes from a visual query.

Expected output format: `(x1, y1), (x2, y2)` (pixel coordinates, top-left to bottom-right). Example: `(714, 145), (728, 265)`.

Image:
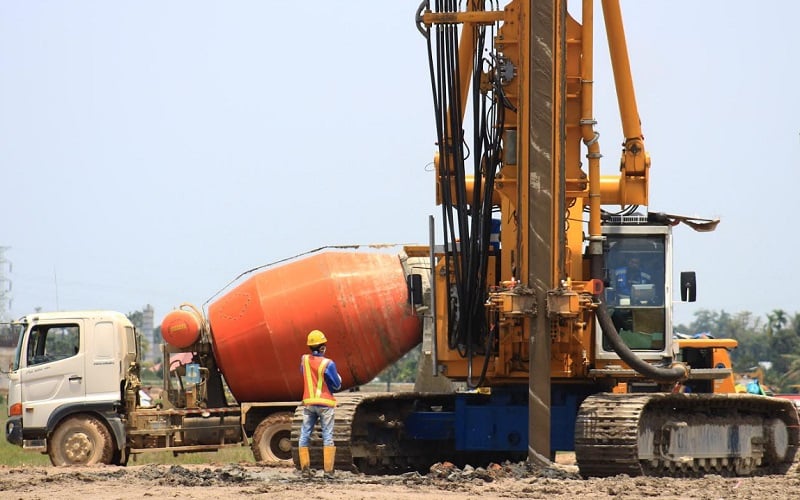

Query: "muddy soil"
(2, 459), (800, 500)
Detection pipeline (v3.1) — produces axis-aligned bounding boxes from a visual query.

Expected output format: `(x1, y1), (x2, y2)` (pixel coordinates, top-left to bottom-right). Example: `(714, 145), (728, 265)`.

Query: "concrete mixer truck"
(4, 251), (425, 466)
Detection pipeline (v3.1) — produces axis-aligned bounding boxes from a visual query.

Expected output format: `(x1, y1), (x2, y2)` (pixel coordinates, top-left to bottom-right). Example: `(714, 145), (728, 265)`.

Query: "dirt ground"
(2, 457), (800, 500)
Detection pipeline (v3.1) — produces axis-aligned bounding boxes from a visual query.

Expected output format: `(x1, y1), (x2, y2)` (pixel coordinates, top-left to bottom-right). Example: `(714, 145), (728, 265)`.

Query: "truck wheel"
(251, 412), (293, 465)
(48, 415), (114, 466)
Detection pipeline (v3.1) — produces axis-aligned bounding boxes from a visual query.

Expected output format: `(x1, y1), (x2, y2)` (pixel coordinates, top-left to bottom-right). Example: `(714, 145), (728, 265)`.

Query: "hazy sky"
(1, 1), (798, 329)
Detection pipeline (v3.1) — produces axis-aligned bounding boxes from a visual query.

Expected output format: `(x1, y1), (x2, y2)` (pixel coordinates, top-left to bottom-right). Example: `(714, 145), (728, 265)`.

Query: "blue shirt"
(615, 267), (651, 296)
(300, 352), (342, 393)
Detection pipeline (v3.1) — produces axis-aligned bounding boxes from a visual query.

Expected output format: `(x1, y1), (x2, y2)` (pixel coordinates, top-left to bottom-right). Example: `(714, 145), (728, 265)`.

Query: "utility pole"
(0, 246), (11, 322)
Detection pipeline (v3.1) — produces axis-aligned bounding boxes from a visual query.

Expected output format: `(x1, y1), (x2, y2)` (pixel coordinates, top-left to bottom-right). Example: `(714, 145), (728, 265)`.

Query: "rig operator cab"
(598, 214), (674, 364)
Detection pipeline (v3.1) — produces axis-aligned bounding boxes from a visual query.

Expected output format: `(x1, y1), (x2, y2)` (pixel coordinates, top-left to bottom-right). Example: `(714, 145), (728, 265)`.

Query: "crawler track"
(291, 392), (459, 473)
(293, 391), (799, 477)
(575, 393), (800, 477)
(291, 392), (525, 474)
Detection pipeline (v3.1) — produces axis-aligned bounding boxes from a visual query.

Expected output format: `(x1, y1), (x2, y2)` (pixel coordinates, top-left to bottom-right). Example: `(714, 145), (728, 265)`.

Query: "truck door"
(19, 321), (85, 430)
(83, 319), (123, 401)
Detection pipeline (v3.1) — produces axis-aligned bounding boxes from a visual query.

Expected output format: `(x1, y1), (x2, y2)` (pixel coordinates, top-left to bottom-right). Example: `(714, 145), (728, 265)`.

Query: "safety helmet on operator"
(307, 329), (327, 346)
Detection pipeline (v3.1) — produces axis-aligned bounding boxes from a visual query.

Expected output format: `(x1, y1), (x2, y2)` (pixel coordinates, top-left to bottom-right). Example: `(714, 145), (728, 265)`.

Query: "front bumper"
(5, 415), (22, 446)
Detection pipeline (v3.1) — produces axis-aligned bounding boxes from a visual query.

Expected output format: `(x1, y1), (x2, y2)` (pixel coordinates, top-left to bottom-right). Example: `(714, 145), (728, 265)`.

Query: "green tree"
(377, 344), (421, 390)
(766, 309), (788, 337)
(769, 330), (800, 373)
(778, 353), (800, 391)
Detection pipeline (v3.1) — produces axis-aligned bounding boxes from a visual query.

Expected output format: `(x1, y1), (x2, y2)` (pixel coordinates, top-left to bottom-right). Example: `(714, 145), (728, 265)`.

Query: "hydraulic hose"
(596, 303), (687, 381)
(591, 254), (687, 382)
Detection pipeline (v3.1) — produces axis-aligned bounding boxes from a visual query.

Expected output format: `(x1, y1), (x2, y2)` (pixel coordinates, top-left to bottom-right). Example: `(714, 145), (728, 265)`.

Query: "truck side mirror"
(407, 274), (423, 306)
(680, 271), (697, 302)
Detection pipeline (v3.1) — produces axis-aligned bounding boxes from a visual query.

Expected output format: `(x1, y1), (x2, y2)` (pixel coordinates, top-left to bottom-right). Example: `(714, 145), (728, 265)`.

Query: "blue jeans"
(298, 405), (335, 447)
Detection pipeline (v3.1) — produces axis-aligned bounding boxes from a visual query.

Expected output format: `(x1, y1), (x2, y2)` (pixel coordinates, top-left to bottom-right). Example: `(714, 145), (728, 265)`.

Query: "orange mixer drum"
(207, 252), (422, 402)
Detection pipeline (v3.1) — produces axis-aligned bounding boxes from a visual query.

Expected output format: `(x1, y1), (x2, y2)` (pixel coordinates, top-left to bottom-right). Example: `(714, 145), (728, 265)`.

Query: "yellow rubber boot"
(323, 446), (336, 479)
(298, 447), (312, 478)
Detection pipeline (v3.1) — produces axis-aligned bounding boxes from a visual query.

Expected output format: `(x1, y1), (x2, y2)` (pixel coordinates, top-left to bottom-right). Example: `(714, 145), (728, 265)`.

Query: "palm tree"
(766, 309), (788, 337)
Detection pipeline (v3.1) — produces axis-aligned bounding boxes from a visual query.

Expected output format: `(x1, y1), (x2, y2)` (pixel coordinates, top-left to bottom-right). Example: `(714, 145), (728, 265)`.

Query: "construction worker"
(298, 329), (342, 479)
(614, 255), (652, 297)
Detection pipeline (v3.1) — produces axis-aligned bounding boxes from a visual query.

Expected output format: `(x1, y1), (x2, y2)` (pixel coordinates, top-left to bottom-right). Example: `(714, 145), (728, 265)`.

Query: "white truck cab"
(6, 310), (138, 465)
(6, 309), (255, 467)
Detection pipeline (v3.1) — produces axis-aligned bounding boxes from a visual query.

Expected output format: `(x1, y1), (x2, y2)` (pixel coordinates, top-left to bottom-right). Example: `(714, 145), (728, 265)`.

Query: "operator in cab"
(298, 329), (343, 480)
(614, 255), (652, 298)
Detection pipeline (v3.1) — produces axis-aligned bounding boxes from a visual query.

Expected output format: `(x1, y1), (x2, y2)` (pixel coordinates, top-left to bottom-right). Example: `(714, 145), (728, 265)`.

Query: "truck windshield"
(603, 234), (666, 351)
(7, 321), (26, 371)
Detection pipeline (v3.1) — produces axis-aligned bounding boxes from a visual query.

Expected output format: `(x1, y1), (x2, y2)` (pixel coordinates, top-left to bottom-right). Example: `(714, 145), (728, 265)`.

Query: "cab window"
(604, 235), (666, 351)
(26, 324), (80, 366)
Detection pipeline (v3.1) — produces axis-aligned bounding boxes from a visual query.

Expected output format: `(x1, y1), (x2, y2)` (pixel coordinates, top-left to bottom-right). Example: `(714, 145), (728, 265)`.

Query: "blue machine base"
(404, 385), (598, 453)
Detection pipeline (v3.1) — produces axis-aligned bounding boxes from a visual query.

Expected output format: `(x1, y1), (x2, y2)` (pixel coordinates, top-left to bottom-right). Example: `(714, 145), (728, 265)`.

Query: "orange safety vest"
(302, 354), (337, 407)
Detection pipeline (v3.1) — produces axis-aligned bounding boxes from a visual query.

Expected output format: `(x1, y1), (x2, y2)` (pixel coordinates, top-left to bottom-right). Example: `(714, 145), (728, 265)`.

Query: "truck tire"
(48, 415), (114, 466)
(251, 412), (293, 465)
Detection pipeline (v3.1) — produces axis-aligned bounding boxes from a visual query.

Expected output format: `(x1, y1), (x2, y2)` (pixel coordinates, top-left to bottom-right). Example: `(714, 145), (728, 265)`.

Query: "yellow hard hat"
(307, 329), (327, 346)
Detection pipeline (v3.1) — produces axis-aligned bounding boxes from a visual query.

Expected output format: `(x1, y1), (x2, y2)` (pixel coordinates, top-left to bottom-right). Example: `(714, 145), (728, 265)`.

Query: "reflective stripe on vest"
(302, 354), (336, 407)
